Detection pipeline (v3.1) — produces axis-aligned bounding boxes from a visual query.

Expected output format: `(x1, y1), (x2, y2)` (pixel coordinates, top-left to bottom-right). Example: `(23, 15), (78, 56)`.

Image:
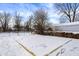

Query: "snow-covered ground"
(0, 32), (79, 56)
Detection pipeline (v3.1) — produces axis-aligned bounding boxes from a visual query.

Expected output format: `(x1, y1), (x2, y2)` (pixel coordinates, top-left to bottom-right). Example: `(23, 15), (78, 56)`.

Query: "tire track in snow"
(44, 40), (72, 56)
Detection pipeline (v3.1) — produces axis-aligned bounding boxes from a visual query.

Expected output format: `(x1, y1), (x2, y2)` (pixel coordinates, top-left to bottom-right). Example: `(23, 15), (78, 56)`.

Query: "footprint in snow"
(34, 44), (47, 48)
(56, 48), (65, 56)
(70, 47), (78, 51)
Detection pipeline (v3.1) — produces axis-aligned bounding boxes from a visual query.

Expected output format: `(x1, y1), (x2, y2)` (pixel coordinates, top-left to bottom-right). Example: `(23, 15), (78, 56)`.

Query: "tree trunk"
(72, 11), (76, 22)
(68, 15), (72, 22)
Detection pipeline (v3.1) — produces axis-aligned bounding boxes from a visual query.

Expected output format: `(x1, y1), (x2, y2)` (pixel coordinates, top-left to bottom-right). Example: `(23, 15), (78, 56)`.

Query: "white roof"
(54, 21), (79, 26)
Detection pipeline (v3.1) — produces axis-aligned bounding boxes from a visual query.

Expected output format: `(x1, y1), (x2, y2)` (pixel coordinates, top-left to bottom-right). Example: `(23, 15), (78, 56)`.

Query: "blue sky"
(0, 3), (60, 24)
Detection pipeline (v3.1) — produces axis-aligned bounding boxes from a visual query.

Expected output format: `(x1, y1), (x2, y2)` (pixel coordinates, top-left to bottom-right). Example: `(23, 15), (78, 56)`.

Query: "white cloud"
(43, 3), (60, 24)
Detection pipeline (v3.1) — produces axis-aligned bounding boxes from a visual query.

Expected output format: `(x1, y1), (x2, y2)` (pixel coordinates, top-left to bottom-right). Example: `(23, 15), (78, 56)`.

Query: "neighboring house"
(54, 21), (79, 32)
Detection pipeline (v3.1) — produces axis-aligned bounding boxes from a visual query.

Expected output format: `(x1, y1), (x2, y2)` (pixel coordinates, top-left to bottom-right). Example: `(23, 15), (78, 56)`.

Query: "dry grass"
(15, 40), (36, 56)
(14, 39), (72, 56)
(44, 40), (72, 56)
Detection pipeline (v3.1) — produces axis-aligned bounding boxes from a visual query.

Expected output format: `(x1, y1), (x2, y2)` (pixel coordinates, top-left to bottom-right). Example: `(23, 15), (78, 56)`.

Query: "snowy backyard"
(0, 3), (79, 56)
(0, 32), (79, 56)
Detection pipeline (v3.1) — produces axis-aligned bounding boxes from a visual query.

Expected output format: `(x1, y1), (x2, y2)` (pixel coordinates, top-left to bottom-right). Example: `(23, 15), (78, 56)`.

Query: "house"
(54, 21), (79, 33)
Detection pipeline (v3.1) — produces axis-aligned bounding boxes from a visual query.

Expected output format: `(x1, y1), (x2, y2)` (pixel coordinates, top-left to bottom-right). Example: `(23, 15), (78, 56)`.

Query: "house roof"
(54, 21), (79, 26)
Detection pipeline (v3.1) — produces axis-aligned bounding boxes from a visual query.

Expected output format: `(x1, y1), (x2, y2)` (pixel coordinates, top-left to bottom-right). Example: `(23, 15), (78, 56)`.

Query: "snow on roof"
(54, 21), (79, 26)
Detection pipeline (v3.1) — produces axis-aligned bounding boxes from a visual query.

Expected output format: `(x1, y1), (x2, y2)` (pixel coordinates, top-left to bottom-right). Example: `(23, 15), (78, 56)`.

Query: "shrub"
(74, 34), (79, 39)
(64, 33), (74, 38)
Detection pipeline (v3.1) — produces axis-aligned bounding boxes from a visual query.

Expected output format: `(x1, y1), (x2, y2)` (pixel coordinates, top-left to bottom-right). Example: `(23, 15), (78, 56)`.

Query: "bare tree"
(33, 9), (48, 34)
(0, 12), (11, 32)
(24, 15), (33, 32)
(59, 15), (69, 23)
(14, 12), (22, 31)
(54, 3), (79, 22)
